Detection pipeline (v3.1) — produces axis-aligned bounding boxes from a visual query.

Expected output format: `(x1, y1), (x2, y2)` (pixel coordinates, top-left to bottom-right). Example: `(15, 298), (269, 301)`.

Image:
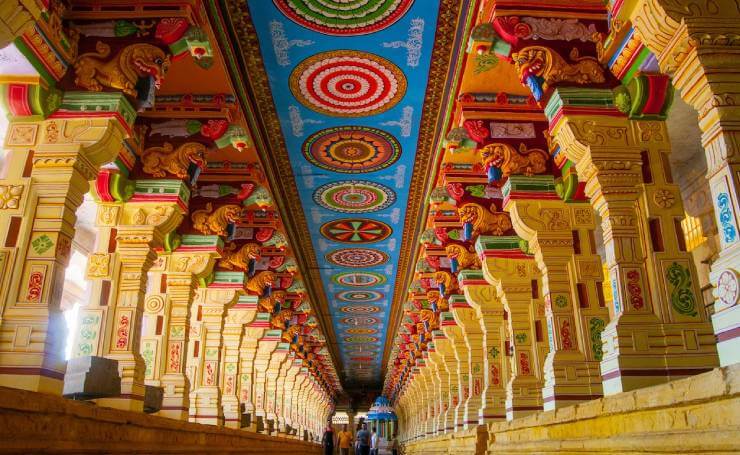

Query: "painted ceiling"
(246, 0), (442, 384)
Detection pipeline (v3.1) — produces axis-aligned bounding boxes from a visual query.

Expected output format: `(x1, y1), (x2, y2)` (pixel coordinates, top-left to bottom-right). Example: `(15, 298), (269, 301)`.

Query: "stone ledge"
(0, 386), (321, 454)
(402, 365), (740, 454)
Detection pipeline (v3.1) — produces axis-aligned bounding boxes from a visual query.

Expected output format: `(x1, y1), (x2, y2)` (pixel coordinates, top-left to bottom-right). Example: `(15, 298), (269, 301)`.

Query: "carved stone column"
(479, 237), (544, 420)
(97, 193), (185, 412)
(264, 342), (290, 434)
(440, 312), (469, 430)
(220, 295), (257, 428)
(459, 271), (507, 422)
(430, 332), (455, 433)
(280, 358), (301, 433)
(0, 115), (128, 393)
(70, 201), (120, 362)
(423, 347), (442, 435)
(504, 176), (609, 409)
(449, 295), (485, 428)
(630, 1), (740, 365)
(238, 316), (268, 430)
(290, 370), (307, 435)
(252, 329), (282, 431)
(189, 274), (243, 425)
(418, 358), (434, 437)
(549, 95), (719, 392)
(155, 240), (219, 420)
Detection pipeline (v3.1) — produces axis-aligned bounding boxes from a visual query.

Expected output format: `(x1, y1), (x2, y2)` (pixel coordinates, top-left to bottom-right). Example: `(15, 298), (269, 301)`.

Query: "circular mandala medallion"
(315, 180), (396, 212)
(321, 219), (392, 244)
(340, 316), (381, 325)
(290, 52), (406, 117)
(333, 271), (387, 287)
(344, 336), (378, 343)
(336, 290), (384, 302)
(326, 248), (389, 268)
(273, 0), (414, 36)
(340, 305), (381, 314)
(345, 328), (378, 335)
(304, 127), (401, 173)
(350, 356), (376, 362)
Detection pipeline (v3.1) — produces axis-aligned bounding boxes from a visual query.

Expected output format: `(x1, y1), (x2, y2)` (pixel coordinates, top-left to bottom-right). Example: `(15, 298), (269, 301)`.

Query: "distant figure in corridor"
(337, 424), (353, 455)
(356, 423), (371, 455)
(321, 424), (335, 455)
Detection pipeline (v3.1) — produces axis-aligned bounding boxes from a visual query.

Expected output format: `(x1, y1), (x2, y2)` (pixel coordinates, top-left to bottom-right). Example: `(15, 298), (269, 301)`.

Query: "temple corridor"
(0, 0), (739, 453)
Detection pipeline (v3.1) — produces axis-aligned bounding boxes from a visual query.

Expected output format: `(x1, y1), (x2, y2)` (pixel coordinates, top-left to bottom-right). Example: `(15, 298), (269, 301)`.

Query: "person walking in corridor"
(321, 424), (335, 455)
(356, 423), (371, 455)
(337, 424), (353, 455)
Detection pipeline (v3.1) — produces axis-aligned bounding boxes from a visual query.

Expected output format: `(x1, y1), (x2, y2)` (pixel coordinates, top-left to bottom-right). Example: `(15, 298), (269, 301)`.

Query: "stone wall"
(402, 365), (740, 454)
(0, 386), (322, 454)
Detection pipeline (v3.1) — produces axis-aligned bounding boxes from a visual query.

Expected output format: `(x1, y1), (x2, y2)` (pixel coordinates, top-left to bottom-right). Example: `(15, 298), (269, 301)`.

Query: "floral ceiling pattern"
(247, 0), (440, 384)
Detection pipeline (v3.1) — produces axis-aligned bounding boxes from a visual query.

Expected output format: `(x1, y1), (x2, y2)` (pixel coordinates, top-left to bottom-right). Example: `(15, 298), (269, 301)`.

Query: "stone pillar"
(630, 0), (740, 367)
(433, 332), (457, 433)
(157, 244), (219, 420)
(252, 329), (281, 431)
(428, 332), (451, 433)
(440, 312), (469, 430)
(418, 359), (433, 437)
(0, 115), (128, 393)
(478, 237), (544, 420)
(449, 295), (485, 428)
(97, 195), (185, 412)
(238, 318), (267, 430)
(190, 275), (243, 425)
(264, 342), (290, 434)
(220, 295), (257, 428)
(459, 271), (507, 422)
(281, 359), (302, 433)
(549, 97), (719, 393)
(424, 347), (442, 435)
(504, 176), (608, 409)
(292, 372), (304, 436)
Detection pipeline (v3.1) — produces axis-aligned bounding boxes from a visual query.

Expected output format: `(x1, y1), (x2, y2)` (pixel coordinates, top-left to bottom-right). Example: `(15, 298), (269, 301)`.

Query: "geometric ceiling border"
(379, 0), (475, 381)
(208, 0), (345, 379)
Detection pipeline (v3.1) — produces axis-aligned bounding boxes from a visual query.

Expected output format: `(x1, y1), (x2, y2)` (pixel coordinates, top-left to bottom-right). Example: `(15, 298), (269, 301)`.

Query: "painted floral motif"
(76, 313), (101, 356)
(304, 127), (402, 174)
(290, 51), (406, 117)
(26, 271), (44, 302)
(518, 352), (531, 375)
(626, 270), (644, 310)
(589, 318), (605, 361)
(142, 340), (155, 379)
(554, 295), (568, 308)
(718, 193), (737, 245)
(490, 362), (500, 386)
(560, 320), (574, 350)
(320, 219), (392, 243)
(115, 314), (130, 349)
(31, 235), (54, 255)
(666, 262), (698, 317)
(326, 248), (389, 268)
(168, 342), (182, 372)
(273, 0), (414, 36)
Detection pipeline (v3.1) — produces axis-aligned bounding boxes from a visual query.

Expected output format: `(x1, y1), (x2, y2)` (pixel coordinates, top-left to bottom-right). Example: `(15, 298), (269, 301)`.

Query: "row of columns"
(393, 0), (739, 443)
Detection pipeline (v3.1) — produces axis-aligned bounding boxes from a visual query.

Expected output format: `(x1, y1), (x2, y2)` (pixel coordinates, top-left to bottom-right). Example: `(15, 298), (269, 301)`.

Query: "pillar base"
(714, 304), (740, 367)
(505, 377), (543, 421)
(600, 314), (719, 396)
(542, 351), (603, 411)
